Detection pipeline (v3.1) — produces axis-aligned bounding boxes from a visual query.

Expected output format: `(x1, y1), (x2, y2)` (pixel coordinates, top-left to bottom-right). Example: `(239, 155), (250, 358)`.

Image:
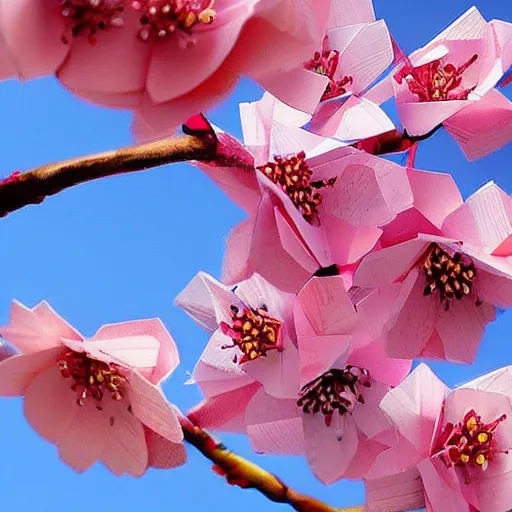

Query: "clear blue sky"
(0, 1), (510, 510)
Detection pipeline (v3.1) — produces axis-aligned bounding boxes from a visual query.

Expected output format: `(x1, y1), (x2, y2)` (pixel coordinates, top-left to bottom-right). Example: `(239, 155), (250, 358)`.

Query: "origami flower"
(383, 7), (512, 161)
(366, 364), (512, 512)
(354, 182), (512, 364)
(1, 0), (330, 138)
(188, 103), (426, 293)
(176, 271), (300, 405)
(0, 300), (185, 475)
(257, 0), (398, 142)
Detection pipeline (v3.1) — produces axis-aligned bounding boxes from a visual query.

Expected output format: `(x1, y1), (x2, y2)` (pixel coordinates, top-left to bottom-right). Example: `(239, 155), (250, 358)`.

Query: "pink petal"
(352, 381), (392, 439)
(348, 339), (412, 388)
(146, 17), (247, 104)
(146, 430), (186, 469)
(442, 181), (512, 254)
(128, 371), (183, 443)
(327, 0), (375, 28)
(380, 363), (448, 452)
(398, 99), (468, 137)
(310, 96), (396, 141)
(0, 35), (18, 79)
(385, 268), (438, 360)
(303, 412), (359, 483)
(0, 340), (15, 361)
(333, 21), (393, 95)
(322, 213), (382, 265)
(444, 89), (512, 161)
(196, 330), (245, 376)
(57, 6), (150, 95)
(432, 7), (487, 42)
(25, 366), (148, 476)
(365, 468), (426, 512)
(462, 365), (512, 395)
(63, 82), (145, 108)
(0, 0), (68, 78)
(274, 205), (326, 271)
(353, 238), (429, 288)
(69, 334), (160, 370)
(258, 67), (329, 114)
(246, 389), (304, 455)
(297, 275), (358, 335)
(92, 319), (179, 384)
(193, 360), (254, 397)
(175, 272), (239, 330)
(418, 458), (470, 512)
(249, 195), (312, 293)
(187, 381), (261, 432)
(1, 300), (82, 353)
(407, 168), (463, 229)
(242, 335), (300, 399)
(435, 298), (495, 364)
(0, 347), (62, 396)
(221, 218), (255, 285)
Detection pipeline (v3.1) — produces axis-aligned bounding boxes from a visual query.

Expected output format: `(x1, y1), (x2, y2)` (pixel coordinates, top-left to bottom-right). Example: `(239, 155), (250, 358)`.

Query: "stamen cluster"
(297, 366), (371, 426)
(220, 304), (283, 364)
(423, 244), (476, 310)
(304, 49), (353, 101)
(58, 350), (127, 406)
(131, 0), (216, 42)
(60, 0), (125, 45)
(433, 409), (507, 476)
(395, 54), (478, 102)
(257, 151), (336, 225)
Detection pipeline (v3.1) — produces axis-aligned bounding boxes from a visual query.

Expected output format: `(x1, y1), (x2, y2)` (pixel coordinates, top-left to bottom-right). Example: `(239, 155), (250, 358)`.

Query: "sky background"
(0, 1), (511, 511)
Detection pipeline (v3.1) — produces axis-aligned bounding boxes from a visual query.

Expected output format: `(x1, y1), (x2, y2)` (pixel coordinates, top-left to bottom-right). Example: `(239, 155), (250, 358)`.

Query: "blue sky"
(0, 1), (510, 510)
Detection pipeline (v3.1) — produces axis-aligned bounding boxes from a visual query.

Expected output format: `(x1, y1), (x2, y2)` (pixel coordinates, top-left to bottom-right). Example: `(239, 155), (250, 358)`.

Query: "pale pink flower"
(0, 299), (185, 475)
(257, 0), (398, 142)
(0, 0), (330, 137)
(354, 182), (512, 364)
(175, 271), (300, 404)
(377, 7), (512, 161)
(367, 363), (512, 512)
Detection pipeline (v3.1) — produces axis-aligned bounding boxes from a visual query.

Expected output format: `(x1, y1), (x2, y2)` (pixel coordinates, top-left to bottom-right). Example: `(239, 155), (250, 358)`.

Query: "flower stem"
(0, 132), (217, 217)
(180, 416), (364, 512)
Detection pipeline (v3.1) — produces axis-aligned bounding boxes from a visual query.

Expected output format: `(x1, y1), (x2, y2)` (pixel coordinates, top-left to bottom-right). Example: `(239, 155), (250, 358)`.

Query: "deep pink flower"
(366, 364), (512, 512)
(256, 0), (398, 142)
(354, 182), (512, 363)
(0, 300), (185, 475)
(0, 0), (330, 138)
(378, 7), (512, 161)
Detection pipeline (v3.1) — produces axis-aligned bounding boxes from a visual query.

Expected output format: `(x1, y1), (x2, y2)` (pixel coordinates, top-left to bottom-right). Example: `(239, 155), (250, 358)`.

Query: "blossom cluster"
(0, 1), (511, 511)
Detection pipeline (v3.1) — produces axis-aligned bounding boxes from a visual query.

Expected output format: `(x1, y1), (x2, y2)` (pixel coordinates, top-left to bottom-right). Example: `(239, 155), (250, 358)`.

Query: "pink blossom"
(256, 0), (399, 142)
(378, 7), (512, 161)
(0, 0), (330, 138)
(0, 299), (185, 475)
(366, 364), (512, 512)
(175, 271), (300, 403)
(190, 102), (434, 293)
(354, 182), (512, 364)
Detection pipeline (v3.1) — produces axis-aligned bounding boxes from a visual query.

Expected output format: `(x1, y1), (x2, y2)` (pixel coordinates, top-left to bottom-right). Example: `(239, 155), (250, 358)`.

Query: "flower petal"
(146, 429), (186, 469)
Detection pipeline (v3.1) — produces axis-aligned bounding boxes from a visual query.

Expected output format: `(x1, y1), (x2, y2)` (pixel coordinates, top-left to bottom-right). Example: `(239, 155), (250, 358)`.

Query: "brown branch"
(180, 417), (364, 512)
(0, 133), (217, 217)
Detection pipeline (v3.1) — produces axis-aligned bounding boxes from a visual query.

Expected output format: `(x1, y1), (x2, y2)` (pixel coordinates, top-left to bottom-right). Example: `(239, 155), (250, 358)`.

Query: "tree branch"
(180, 417), (364, 512)
(0, 133), (217, 217)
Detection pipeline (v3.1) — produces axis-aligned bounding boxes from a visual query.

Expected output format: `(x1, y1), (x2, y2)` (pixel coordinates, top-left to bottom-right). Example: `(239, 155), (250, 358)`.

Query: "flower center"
(297, 366), (371, 426)
(220, 304), (283, 365)
(131, 0), (216, 44)
(394, 54), (478, 102)
(60, 0), (125, 45)
(433, 409), (507, 478)
(423, 244), (476, 311)
(304, 49), (353, 101)
(256, 151), (336, 225)
(58, 350), (127, 406)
